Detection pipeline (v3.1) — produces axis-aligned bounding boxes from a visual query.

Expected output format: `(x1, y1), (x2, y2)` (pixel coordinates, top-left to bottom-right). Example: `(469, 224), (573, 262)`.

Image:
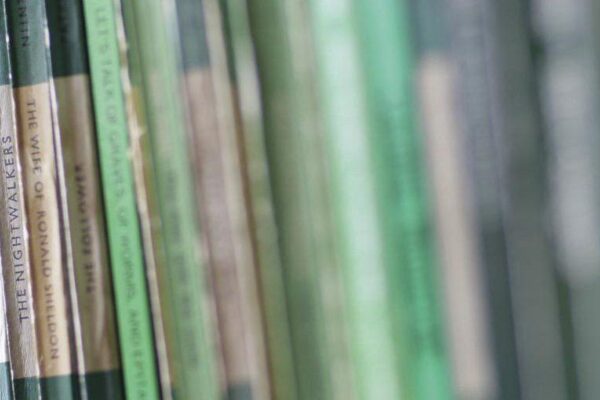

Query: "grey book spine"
(448, 0), (520, 398)
(482, 0), (572, 398)
(530, 0), (600, 398)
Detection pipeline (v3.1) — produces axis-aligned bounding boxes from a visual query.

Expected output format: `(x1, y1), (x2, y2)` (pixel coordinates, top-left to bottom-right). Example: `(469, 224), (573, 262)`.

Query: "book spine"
(177, 0), (270, 399)
(245, 0), (356, 398)
(6, 0), (79, 397)
(79, 0), (160, 398)
(530, 0), (600, 398)
(0, 53), (12, 388)
(210, 0), (298, 398)
(448, 0), (522, 397)
(0, 1), (39, 398)
(0, 26), (12, 379)
(45, 0), (124, 398)
(119, 0), (219, 398)
(115, 1), (173, 397)
(482, 0), (571, 397)
(306, 0), (403, 398)
(351, 0), (452, 397)
(412, 0), (498, 398)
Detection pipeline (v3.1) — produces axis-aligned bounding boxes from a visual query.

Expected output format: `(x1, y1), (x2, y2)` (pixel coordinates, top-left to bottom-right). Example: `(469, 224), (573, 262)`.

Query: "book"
(305, 0), (403, 398)
(485, 0), (572, 397)
(119, 0), (220, 397)
(45, 0), (124, 398)
(0, 0), (41, 398)
(212, 0), (298, 398)
(0, 16), (14, 383)
(79, 0), (160, 397)
(176, 0), (270, 399)
(6, 0), (79, 397)
(0, 13), (15, 386)
(351, 0), (452, 397)
(412, 0), (498, 398)
(530, 0), (600, 398)
(448, 0), (522, 397)
(246, 0), (357, 398)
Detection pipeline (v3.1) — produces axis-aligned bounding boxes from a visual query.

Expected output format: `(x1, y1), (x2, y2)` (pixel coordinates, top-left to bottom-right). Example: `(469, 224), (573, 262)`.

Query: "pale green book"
(246, 0), (355, 398)
(119, 0), (220, 397)
(306, 0), (403, 398)
(79, 0), (161, 397)
(351, 0), (452, 397)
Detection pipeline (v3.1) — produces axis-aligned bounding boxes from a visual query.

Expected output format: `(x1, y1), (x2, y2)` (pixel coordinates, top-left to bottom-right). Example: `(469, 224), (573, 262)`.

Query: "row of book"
(0, 0), (594, 398)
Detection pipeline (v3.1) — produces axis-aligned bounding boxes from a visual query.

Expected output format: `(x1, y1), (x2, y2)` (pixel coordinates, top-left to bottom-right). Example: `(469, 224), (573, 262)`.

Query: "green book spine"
(177, 0), (271, 399)
(0, 0), (40, 398)
(119, 0), (219, 398)
(246, 0), (356, 399)
(213, 0), (299, 398)
(6, 0), (79, 397)
(306, 0), (403, 398)
(79, 0), (160, 398)
(352, 0), (452, 398)
(45, 0), (124, 398)
(116, 2), (173, 397)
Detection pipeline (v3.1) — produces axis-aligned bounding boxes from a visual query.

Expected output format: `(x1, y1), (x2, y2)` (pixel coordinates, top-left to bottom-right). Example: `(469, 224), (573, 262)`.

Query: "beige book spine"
(0, 84), (41, 384)
(419, 56), (497, 400)
(15, 83), (74, 378)
(55, 75), (120, 374)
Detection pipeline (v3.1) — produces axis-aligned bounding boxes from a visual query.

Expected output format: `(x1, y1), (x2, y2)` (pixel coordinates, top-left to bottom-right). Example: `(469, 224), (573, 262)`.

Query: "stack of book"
(0, 0), (594, 399)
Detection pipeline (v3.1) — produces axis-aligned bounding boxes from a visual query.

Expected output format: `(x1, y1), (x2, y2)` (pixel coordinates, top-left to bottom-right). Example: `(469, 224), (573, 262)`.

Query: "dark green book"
(45, 0), (124, 398)
(0, 0), (39, 398)
(6, 0), (79, 397)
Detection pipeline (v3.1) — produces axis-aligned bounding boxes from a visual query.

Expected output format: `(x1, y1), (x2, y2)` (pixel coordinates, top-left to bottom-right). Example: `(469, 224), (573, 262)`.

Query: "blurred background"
(211, 0), (600, 399)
